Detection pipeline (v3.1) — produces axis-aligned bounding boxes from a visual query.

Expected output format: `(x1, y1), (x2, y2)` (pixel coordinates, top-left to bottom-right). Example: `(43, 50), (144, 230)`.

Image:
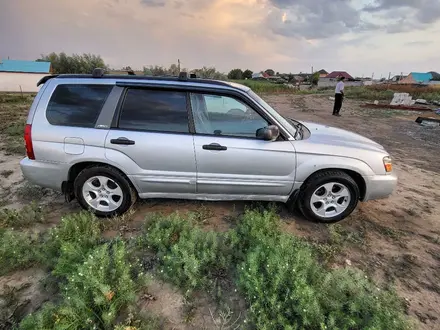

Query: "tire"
(74, 165), (137, 217)
(298, 170), (359, 223)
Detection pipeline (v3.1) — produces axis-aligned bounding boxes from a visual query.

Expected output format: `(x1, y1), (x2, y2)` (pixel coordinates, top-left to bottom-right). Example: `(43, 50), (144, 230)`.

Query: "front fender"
(295, 154), (374, 183)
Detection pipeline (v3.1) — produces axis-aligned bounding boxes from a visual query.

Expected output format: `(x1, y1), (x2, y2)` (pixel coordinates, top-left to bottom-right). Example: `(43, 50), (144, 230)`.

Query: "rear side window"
(46, 84), (112, 127)
(118, 89), (189, 133)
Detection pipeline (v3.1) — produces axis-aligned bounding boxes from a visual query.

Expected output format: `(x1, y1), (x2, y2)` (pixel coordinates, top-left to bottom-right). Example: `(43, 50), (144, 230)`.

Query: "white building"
(0, 59), (51, 92)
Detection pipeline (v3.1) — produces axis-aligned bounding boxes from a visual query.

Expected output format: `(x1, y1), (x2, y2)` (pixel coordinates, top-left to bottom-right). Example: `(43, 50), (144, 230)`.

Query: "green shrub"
(0, 203), (45, 228)
(235, 210), (411, 330)
(142, 212), (238, 293)
(3, 137), (25, 155)
(319, 268), (411, 330)
(232, 79), (292, 93)
(0, 229), (40, 275)
(0, 93), (34, 104)
(18, 303), (59, 330)
(20, 240), (148, 330)
(41, 211), (102, 276)
(234, 208), (280, 251)
(345, 87), (395, 100)
(4, 120), (25, 136)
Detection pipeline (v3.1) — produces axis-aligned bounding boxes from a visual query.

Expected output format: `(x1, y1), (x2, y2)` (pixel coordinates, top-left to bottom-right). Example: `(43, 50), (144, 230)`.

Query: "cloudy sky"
(1, 0), (439, 78)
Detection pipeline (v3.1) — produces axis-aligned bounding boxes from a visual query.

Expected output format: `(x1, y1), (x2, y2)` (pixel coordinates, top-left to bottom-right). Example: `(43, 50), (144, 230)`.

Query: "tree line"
(38, 53), (107, 74)
(39, 52), (228, 79)
(38, 52), (322, 84)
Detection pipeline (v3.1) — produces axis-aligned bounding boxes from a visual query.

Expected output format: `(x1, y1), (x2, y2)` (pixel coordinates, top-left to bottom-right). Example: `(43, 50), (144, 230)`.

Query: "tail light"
(24, 124), (35, 160)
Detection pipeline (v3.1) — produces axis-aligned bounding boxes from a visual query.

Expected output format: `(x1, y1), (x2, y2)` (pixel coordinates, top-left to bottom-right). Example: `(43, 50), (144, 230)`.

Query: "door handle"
(202, 143), (227, 151)
(110, 137), (135, 145)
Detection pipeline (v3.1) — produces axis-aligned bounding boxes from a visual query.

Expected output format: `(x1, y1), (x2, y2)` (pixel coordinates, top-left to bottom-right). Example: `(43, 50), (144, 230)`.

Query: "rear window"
(46, 84), (112, 127)
(118, 89), (189, 133)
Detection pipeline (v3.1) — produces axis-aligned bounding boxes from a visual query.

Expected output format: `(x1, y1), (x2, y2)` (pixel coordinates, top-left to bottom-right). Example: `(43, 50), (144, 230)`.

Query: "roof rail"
(37, 75), (59, 86)
(42, 71), (231, 88)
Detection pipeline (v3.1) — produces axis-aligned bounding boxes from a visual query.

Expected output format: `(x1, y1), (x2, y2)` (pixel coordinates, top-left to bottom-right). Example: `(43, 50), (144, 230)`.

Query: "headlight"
(383, 156), (392, 173)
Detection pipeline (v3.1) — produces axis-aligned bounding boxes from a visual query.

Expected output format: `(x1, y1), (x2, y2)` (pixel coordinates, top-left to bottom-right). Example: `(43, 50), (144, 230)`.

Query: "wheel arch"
(301, 168), (366, 200)
(62, 161), (140, 197)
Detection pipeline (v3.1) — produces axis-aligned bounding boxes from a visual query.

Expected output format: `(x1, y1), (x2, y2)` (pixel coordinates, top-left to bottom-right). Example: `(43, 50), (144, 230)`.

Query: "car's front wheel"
(74, 165), (137, 217)
(298, 170), (360, 223)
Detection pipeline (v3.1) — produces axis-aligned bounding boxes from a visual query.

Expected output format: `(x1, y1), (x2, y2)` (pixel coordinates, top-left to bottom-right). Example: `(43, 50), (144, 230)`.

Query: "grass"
(139, 212), (238, 295)
(138, 209), (412, 330)
(0, 93), (33, 156)
(229, 80), (440, 102)
(17, 212), (155, 330)
(0, 229), (41, 275)
(232, 79), (293, 93)
(0, 203), (46, 228)
(19, 240), (151, 330)
(345, 85), (440, 101)
(16, 182), (52, 202)
(345, 87), (395, 100)
(42, 211), (103, 277)
(1, 208), (413, 329)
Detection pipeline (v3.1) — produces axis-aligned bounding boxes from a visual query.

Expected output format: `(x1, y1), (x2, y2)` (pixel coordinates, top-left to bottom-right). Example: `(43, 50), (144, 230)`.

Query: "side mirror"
(256, 125), (280, 141)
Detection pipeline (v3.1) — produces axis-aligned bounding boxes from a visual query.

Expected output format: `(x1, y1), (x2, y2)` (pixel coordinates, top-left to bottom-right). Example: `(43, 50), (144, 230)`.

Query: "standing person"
(333, 76), (345, 116)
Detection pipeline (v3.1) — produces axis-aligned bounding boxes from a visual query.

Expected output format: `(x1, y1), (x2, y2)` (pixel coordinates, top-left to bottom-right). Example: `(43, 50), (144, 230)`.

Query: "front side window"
(190, 93), (268, 138)
(47, 84), (112, 127)
(118, 89), (189, 133)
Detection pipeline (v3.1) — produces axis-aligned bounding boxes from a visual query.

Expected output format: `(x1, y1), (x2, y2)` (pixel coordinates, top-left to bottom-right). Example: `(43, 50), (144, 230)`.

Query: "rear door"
(105, 87), (197, 196)
(190, 92), (296, 197)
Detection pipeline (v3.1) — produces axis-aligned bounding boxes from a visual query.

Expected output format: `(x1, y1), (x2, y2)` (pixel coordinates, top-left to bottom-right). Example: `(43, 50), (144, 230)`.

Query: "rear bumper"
(20, 158), (67, 192)
(362, 172), (398, 202)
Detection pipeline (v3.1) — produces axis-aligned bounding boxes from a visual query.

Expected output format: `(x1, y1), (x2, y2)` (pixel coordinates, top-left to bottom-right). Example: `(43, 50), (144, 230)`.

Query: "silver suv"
(20, 70), (397, 223)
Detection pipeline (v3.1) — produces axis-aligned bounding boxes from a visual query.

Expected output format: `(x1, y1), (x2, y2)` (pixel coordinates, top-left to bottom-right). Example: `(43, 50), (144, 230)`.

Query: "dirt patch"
(138, 278), (245, 330)
(0, 269), (51, 328)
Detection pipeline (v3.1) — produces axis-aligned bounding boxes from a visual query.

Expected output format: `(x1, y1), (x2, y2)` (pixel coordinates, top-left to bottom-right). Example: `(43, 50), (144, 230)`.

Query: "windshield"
(247, 90), (298, 138)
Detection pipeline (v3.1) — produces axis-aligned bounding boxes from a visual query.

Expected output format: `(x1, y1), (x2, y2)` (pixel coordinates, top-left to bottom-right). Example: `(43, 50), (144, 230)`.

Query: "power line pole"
(178, 59), (181, 73)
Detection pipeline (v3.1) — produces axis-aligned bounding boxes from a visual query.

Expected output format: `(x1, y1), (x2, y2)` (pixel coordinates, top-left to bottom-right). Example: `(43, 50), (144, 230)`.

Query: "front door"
(190, 92), (296, 197)
(105, 88), (196, 196)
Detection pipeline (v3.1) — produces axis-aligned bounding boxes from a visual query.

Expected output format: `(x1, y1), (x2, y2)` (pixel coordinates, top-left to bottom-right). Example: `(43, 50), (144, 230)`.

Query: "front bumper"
(362, 172), (398, 202)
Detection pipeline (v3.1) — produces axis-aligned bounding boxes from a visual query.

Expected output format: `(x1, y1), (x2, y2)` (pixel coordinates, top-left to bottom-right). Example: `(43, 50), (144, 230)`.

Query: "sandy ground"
(1, 94), (440, 329)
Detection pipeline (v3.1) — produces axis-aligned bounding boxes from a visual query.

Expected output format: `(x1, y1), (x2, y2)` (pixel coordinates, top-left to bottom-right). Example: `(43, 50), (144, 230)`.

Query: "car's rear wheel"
(74, 166), (137, 217)
(298, 170), (359, 223)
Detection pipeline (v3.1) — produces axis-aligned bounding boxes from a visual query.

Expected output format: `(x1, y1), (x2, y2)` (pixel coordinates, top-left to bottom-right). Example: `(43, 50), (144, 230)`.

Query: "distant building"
(429, 71), (440, 81)
(317, 69), (328, 78)
(251, 71), (270, 79)
(390, 75), (407, 82)
(326, 71), (354, 80)
(0, 59), (51, 92)
(399, 72), (433, 84)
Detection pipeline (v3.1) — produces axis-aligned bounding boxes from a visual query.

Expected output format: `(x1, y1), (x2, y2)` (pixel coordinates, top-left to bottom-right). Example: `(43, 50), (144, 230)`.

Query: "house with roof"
(325, 71), (354, 80)
(0, 59), (51, 92)
(318, 70), (362, 88)
(317, 69), (328, 78)
(251, 71), (270, 80)
(429, 71), (440, 81)
(399, 72), (432, 85)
